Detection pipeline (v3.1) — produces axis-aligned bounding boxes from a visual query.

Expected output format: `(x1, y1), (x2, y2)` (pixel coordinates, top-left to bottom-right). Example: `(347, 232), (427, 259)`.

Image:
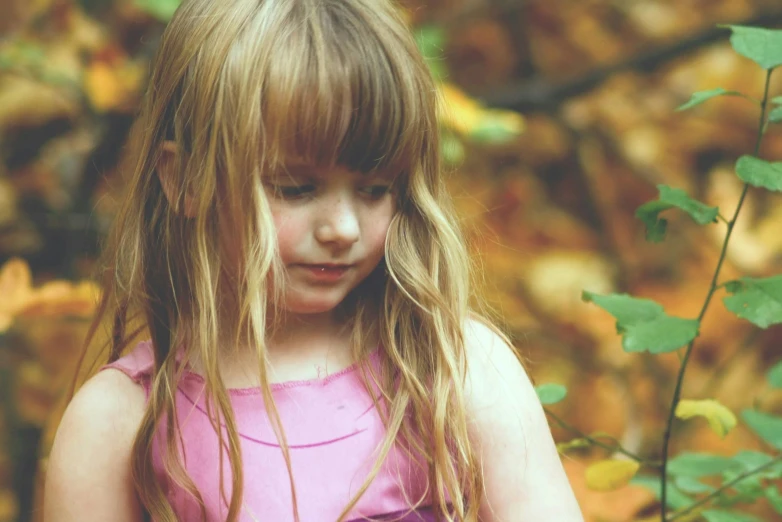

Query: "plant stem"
(665, 453), (782, 521)
(545, 408), (660, 467)
(659, 67), (774, 521)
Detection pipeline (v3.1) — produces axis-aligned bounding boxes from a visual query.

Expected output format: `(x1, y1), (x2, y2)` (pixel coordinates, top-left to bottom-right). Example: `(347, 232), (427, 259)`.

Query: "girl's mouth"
(297, 264), (353, 282)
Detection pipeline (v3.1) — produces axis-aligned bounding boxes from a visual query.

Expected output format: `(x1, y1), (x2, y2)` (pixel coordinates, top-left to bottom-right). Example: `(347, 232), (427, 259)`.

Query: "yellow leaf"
(84, 62), (122, 112)
(19, 279), (101, 319)
(438, 83), (524, 139)
(585, 459), (640, 491)
(0, 258), (33, 332)
(0, 489), (18, 521)
(557, 438), (591, 453)
(84, 60), (143, 113)
(675, 399), (737, 438)
(439, 83), (483, 135)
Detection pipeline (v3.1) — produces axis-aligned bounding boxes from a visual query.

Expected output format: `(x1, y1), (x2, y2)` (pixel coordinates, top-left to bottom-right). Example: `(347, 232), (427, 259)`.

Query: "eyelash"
(270, 184), (391, 200)
(277, 185), (314, 199)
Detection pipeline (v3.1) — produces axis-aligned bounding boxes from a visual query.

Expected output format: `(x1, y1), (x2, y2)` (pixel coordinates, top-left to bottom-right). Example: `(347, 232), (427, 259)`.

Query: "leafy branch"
(659, 65), (774, 518)
(665, 453), (782, 521)
(530, 23), (782, 520)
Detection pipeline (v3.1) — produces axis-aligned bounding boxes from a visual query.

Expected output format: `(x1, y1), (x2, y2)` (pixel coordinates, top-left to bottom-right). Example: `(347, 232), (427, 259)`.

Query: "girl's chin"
(280, 293), (346, 315)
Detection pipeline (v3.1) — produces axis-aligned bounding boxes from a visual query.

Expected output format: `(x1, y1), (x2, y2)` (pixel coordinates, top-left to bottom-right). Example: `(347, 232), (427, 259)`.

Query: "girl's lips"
(297, 264), (353, 282)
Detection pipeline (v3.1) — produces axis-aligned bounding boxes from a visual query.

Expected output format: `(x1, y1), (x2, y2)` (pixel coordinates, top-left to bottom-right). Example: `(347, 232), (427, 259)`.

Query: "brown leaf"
(15, 361), (55, 427)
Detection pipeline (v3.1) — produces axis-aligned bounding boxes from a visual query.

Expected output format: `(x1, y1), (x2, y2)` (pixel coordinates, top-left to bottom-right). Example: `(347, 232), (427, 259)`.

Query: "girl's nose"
(315, 197), (360, 247)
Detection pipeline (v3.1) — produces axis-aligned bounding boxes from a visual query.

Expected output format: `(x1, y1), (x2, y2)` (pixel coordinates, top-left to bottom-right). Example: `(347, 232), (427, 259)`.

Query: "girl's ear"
(157, 141), (196, 218)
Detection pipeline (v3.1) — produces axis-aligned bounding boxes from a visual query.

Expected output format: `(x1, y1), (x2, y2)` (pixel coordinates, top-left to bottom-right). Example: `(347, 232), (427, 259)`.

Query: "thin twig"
(659, 68), (774, 520)
(545, 408), (660, 468)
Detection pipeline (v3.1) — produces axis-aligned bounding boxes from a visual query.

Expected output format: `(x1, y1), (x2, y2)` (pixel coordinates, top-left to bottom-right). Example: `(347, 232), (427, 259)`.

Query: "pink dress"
(102, 341), (438, 521)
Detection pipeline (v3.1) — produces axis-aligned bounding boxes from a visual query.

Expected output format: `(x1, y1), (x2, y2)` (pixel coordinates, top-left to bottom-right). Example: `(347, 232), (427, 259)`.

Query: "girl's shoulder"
(45, 350), (148, 521)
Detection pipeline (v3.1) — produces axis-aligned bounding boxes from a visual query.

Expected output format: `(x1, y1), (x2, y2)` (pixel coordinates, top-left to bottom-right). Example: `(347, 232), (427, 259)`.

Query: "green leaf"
(735, 156), (782, 191)
(468, 110), (524, 144)
(640, 207), (669, 241)
(741, 410), (782, 449)
(722, 275), (782, 328)
(722, 470), (765, 503)
(581, 292), (663, 327)
(723, 25), (782, 70)
(766, 484), (782, 514)
(767, 360), (782, 388)
(415, 25), (446, 60)
(658, 185), (720, 225)
(635, 185), (719, 243)
(134, 0), (182, 21)
(636, 200), (670, 242)
(469, 120), (520, 144)
(629, 475), (694, 509)
(441, 133), (465, 166)
(702, 509), (762, 522)
(623, 315), (700, 354)
(668, 452), (739, 478)
(674, 475), (716, 494)
(730, 450), (782, 480)
(676, 88), (743, 111)
(535, 383), (567, 405)
(768, 106), (782, 124)
(415, 25), (448, 81)
(582, 292), (699, 354)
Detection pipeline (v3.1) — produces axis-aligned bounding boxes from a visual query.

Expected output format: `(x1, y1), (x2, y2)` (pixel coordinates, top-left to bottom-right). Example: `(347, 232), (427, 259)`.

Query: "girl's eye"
(273, 185), (315, 199)
(360, 185), (391, 199)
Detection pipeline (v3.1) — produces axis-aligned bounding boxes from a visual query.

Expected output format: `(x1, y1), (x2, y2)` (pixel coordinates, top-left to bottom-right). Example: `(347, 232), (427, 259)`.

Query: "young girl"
(44, 0), (583, 520)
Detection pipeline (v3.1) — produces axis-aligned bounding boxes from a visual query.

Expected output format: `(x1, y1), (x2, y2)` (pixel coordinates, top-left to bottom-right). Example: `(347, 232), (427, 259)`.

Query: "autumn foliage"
(1, 1), (782, 522)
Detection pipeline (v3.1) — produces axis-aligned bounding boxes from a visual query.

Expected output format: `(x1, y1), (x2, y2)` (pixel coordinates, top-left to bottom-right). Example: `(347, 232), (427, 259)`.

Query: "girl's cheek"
(272, 210), (305, 259)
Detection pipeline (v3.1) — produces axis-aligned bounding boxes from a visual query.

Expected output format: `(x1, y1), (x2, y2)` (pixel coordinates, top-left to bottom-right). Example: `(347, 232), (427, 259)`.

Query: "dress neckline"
(178, 346), (382, 396)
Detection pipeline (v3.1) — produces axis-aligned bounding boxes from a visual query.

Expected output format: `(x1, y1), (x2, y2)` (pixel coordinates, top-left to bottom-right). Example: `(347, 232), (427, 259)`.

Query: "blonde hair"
(83, 0), (490, 520)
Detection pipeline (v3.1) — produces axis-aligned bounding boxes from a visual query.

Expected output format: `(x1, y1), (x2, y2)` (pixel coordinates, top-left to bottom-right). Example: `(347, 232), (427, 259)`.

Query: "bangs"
(254, 2), (433, 177)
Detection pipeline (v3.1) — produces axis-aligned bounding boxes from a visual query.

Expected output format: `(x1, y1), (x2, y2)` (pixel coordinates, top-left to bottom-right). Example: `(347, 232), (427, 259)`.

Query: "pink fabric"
(102, 341), (434, 521)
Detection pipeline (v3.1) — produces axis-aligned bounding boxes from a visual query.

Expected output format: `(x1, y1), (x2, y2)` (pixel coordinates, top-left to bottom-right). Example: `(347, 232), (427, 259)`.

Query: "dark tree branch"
(479, 9), (782, 112)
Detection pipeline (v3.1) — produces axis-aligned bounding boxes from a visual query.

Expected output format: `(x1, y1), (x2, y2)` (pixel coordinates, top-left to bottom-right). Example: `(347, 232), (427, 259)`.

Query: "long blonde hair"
(83, 0), (488, 520)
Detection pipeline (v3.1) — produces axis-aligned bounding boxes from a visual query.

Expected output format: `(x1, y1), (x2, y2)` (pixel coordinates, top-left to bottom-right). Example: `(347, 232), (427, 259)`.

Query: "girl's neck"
(268, 309), (349, 349)
(186, 310), (361, 388)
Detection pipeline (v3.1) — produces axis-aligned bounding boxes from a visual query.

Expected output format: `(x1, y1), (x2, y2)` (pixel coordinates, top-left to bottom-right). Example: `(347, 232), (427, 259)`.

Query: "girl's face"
(265, 162), (396, 316)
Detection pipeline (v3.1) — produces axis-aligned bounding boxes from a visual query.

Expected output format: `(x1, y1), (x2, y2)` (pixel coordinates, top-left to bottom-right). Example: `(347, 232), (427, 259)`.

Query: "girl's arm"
(44, 369), (147, 522)
(464, 320), (585, 521)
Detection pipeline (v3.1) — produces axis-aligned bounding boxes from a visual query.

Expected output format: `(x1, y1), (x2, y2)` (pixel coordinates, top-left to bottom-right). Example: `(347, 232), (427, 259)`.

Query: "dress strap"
(100, 340), (155, 398)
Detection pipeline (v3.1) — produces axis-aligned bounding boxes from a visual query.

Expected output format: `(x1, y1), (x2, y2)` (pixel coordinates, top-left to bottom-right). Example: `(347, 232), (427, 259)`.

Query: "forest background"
(0, 0), (781, 521)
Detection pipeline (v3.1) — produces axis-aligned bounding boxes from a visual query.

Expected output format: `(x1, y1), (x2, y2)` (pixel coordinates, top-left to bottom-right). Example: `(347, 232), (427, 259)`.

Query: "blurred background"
(1, 0), (781, 521)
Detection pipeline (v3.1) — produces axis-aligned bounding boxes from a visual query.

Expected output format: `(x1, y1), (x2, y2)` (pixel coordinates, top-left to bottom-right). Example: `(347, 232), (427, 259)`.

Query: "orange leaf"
(84, 62), (123, 112)
(83, 59), (143, 113)
(0, 258), (33, 332)
(19, 280), (100, 319)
